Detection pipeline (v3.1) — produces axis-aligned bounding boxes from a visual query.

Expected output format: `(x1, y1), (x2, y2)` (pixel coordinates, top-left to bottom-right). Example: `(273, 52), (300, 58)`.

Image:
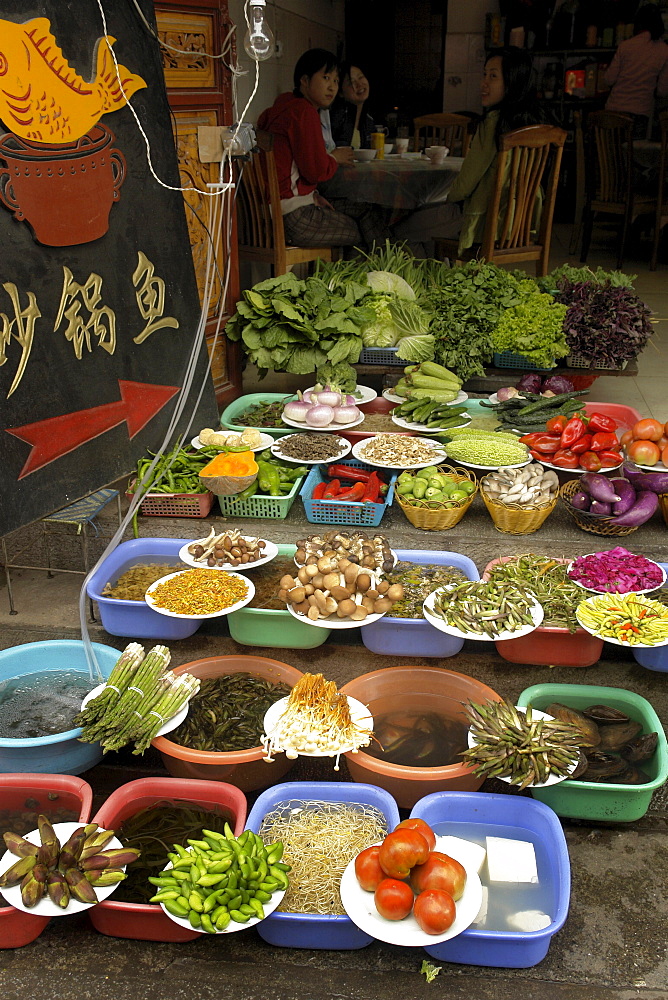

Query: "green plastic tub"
(227, 544), (330, 649)
(220, 392), (296, 438)
(517, 683), (668, 823)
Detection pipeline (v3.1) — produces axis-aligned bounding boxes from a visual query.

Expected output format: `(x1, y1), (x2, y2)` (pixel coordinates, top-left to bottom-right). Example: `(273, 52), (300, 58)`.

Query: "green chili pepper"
(257, 461), (280, 495)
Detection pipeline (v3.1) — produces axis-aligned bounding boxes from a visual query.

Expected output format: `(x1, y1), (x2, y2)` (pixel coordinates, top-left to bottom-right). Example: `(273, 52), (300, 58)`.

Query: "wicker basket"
(560, 478), (639, 537)
(480, 485), (557, 534)
(395, 465), (477, 531)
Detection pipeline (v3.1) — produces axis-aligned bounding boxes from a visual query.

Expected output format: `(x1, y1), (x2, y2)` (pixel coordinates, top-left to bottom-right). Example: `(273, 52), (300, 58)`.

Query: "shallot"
(283, 400), (311, 422)
(306, 404), (335, 427)
(333, 404), (360, 424)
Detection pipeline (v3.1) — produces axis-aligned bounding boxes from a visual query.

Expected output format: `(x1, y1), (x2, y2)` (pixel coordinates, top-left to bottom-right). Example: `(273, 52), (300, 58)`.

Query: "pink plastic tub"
(90, 777), (247, 942)
(0, 773), (93, 948)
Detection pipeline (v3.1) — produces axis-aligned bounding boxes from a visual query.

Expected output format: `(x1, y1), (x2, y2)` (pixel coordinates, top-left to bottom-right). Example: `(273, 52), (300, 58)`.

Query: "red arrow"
(7, 380), (181, 479)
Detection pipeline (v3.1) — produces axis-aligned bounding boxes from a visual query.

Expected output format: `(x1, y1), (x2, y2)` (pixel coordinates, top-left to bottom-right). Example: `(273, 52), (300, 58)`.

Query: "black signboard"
(0, 0), (218, 535)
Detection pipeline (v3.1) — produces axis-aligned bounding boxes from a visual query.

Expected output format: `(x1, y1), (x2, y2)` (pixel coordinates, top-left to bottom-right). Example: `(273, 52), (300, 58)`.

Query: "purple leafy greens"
(555, 280), (653, 368)
(568, 547), (665, 593)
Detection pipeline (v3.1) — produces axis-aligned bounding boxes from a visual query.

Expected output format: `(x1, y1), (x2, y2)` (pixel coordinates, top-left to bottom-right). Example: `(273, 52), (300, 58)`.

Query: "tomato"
(620, 429), (634, 449)
(374, 878), (415, 921)
(632, 419), (664, 442)
(658, 435), (668, 451)
(354, 845), (385, 892)
(627, 439), (661, 466)
(409, 852), (467, 901)
(378, 829), (430, 879)
(662, 443), (668, 465)
(413, 889), (456, 935)
(665, 420), (668, 437)
(394, 819), (436, 852)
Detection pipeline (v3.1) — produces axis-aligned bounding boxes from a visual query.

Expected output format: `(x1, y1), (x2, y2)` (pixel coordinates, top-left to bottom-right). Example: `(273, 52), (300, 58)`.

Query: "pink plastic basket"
(127, 482), (215, 518)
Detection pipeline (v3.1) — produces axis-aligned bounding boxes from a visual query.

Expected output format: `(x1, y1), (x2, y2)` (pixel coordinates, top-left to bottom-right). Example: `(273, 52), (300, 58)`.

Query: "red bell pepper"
(362, 471), (382, 502)
(570, 433), (593, 455)
(587, 412), (617, 433)
(528, 435), (561, 454)
(546, 415), (568, 434)
(598, 449), (624, 467)
(519, 432), (560, 447)
(335, 482), (366, 502)
(590, 431), (619, 453)
(579, 450), (603, 472)
(530, 449), (547, 461)
(322, 479), (341, 498)
(312, 482), (328, 500)
(560, 416), (587, 448)
(552, 448), (580, 469)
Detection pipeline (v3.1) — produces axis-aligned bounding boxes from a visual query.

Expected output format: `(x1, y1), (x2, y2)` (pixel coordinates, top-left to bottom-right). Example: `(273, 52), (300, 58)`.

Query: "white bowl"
(353, 149), (377, 162)
(384, 144), (393, 154)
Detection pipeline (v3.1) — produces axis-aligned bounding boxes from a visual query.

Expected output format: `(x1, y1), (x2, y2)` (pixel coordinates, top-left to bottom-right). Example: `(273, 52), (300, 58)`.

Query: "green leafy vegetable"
(314, 361), (358, 394)
(420, 960), (442, 983)
(366, 269), (416, 299)
(361, 294), (399, 347)
(395, 334), (435, 362)
(389, 297), (432, 338)
(540, 263), (636, 292)
(491, 291), (568, 368)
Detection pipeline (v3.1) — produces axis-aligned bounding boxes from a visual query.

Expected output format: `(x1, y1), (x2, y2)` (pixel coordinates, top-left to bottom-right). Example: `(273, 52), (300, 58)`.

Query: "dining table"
(320, 154), (464, 220)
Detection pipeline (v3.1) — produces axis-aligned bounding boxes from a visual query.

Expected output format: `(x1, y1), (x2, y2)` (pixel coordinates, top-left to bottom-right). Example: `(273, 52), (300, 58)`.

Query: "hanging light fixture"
(244, 0), (275, 62)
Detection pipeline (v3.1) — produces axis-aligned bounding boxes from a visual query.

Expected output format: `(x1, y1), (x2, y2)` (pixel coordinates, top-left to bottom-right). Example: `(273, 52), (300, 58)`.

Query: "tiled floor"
(548, 223), (668, 423)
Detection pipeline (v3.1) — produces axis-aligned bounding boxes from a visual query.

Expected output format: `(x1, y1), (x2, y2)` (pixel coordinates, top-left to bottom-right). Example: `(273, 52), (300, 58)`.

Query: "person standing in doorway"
(605, 4), (668, 138)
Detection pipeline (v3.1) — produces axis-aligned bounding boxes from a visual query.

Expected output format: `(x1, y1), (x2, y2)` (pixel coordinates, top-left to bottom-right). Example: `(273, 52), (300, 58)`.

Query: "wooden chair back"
(584, 110), (634, 209)
(651, 110), (668, 270)
(413, 113), (473, 156)
(235, 129), (334, 275)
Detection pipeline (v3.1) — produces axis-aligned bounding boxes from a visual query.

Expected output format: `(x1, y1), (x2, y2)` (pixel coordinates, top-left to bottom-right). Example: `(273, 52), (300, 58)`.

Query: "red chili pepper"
(560, 416), (587, 448)
(551, 448), (580, 469)
(326, 464), (375, 483)
(527, 435), (561, 454)
(322, 479), (341, 499)
(570, 433), (593, 455)
(587, 412), (617, 433)
(362, 471), (382, 502)
(335, 482), (366, 502)
(590, 431), (619, 453)
(312, 482), (328, 500)
(579, 450), (603, 472)
(546, 415), (568, 434)
(598, 449), (624, 467)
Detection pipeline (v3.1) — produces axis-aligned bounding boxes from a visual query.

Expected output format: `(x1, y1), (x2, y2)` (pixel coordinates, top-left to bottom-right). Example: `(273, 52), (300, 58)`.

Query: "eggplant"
(569, 490), (591, 511)
(590, 500), (612, 515)
(629, 471), (668, 495)
(580, 473), (621, 504)
(611, 490), (659, 527)
(610, 479), (637, 515)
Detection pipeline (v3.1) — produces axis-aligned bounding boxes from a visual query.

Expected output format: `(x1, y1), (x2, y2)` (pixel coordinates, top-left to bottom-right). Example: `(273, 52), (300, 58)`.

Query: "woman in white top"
(605, 4), (668, 138)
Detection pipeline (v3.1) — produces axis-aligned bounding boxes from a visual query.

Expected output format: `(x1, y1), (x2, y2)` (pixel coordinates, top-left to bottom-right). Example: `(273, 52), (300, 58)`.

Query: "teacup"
(384, 143), (394, 155)
(395, 138), (409, 154)
(425, 146), (449, 164)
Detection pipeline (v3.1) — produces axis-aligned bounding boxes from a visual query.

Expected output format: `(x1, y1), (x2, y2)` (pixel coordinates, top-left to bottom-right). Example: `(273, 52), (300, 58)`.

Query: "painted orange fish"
(0, 17), (147, 144)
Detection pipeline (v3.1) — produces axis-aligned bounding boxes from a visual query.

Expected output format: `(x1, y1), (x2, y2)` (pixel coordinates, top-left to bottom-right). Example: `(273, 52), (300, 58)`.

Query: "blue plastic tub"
(633, 563), (668, 671)
(361, 548), (479, 657)
(0, 640), (121, 774)
(300, 460), (397, 527)
(87, 537), (200, 640)
(411, 791), (570, 969)
(246, 781), (400, 949)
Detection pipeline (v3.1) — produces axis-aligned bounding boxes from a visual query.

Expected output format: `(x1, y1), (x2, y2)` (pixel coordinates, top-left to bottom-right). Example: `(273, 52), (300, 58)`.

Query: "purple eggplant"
(611, 491), (659, 527)
(610, 479), (638, 515)
(580, 473), (621, 504)
(590, 500), (612, 516)
(622, 462), (645, 487)
(569, 490), (591, 511)
(629, 471), (668, 494)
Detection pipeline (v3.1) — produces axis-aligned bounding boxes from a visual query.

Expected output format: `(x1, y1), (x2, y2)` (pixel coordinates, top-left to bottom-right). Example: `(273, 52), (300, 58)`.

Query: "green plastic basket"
(517, 683), (668, 822)
(215, 474), (304, 519)
(220, 393), (296, 438)
(226, 544), (330, 648)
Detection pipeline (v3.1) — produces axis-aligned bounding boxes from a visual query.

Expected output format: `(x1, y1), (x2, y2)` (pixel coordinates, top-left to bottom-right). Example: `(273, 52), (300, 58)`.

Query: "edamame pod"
(229, 908), (250, 923)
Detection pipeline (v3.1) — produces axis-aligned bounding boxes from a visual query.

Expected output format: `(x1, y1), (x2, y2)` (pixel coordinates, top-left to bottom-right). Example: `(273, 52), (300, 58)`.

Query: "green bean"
(485, 554), (582, 632)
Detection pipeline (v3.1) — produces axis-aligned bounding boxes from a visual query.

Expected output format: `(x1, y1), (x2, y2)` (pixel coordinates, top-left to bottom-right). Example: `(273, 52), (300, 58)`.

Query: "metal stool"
(1, 488), (122, 617)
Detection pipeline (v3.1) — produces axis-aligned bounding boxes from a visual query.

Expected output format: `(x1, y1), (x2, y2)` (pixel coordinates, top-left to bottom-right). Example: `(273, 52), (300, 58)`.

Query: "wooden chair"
(651, 110), (668, 271)
(235, 129), (335, 275)
(433, 124), (567, 277)
(580, 111), (656, 270)
(413, 113), (473, 156)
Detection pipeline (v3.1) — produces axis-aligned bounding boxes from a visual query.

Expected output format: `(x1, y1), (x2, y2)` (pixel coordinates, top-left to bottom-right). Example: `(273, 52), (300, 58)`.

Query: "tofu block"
(471, 885), (489, 925)
(485, 836), (538, 884)
(506, 909), (552, 932)
(436, 835), (486, 875)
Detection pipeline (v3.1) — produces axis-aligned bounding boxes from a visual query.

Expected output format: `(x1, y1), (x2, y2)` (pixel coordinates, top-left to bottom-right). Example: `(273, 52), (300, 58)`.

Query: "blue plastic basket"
(412, 791), (570, 969)
(633, 563), (668, 671)
(359, 347), (405, 365)
(300, 460), (396, 526)
(361, 548), (479, 657)
(493, 351), (555, 371)
(246, 781), (400, 949)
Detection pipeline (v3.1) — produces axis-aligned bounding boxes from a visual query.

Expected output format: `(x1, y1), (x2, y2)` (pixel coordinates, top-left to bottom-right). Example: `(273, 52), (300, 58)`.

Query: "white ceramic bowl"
(384, 143), (393, 154)
(353, 149), (377, 162)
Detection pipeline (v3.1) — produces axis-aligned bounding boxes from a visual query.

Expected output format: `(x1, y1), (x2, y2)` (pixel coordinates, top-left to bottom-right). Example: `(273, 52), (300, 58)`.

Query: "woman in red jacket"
(257, 49), (388, 249)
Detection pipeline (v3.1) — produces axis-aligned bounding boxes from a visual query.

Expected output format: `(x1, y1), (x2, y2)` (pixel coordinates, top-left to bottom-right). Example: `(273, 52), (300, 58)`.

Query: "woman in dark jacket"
(330, 63), (376, 148)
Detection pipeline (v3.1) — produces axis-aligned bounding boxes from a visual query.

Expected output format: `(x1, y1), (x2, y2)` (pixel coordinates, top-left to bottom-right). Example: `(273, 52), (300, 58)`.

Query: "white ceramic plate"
(80, 684), (189, 738)
(281, 412), (365, 432)
(444, 455), (531, 471)
(145, 570), (255, 619)
(399, 152), (424, 160)
(566, 553), (666, 595)
(339, 844), (483, 947)
(304, 385), (377, 405)
(178, 538), (278, 572)
(575, 596), (668, 647)
(383, 388), (468, 406)
(467, 708), (579, 788)
(423, 590), (544, 641)
(538, 458), (623, 473)
(0, 823), (125, 916)
(263, 695), (373, 756)
(391, 414), (471, 435)
(158, 859), (286, 935)
(286, 603), (384, 630)
(269, 435), (351, 465)
(634, 459), (668, 472)
(190, 432), (274, 453)
(352, 437), (447, 470)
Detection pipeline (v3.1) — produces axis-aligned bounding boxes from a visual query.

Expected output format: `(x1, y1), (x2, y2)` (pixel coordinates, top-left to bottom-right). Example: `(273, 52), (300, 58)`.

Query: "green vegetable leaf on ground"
(420, 960), (442, 983)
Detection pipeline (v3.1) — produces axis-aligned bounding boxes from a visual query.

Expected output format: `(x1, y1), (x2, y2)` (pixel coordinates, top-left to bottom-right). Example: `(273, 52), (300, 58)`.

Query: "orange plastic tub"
(340, 666), (502, 809)
(90, 777), (246, 942)
(0, 773), (92, 949)
(152, 655), (303, 791)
